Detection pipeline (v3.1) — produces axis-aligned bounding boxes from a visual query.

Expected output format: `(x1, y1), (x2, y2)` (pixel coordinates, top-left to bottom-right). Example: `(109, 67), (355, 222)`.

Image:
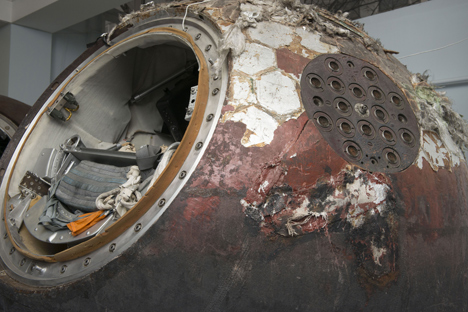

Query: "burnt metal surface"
(0, 113), (467, 312)
(300, 54), (420, 173)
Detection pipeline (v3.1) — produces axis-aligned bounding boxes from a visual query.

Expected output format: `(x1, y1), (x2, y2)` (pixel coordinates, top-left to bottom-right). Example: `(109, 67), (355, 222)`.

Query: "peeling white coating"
(248, 21), (294, 49)
(218, 23), (231, 33)
(416, 131), (461, 171)
(258, 181), (269, 193)
(290, 153), (297, 158)
(416, 132), (449, 170)
(232, 43), (276, 76)
(371, 243), (386, 266)
(256, 70), (301, 115)
(295, 27), (339, 54)
(226, 106), (279, 147)
(324, 171), (389, 228)
(439, 129), (461, 167)
(230, 76), (257, 105)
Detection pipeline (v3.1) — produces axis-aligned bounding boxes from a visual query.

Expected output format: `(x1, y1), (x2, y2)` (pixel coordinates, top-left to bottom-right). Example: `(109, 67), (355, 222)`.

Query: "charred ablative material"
(238, 114), (400, 296)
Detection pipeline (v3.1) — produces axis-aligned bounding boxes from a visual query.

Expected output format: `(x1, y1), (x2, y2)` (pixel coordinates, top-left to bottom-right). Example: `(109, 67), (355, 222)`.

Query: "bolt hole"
(318, 116), (330, 128)
(134, 223), (142, 232)
(353, 87), (363, 98)
(347, 61), (354, 68)
(329, 61), (339, 71)
(331, 80), (342, 91)
(313, 96), (323, 106)
(347, 145), (358, 158)
(387, 152), (397, 164)
(365, 70), (375, 80)
(398, 114), (407, 123)
(372, 89), (382, 100)
(376, 109), (385, 121)
(362, 124), (372, 135)
(392, 95), (401, 106)
(338, 101), (348, 112)
(341, 122), (352, 134)
(310, 77), (322, 88)
(402, 132), (413, 143)
(383, 130), (393, 141)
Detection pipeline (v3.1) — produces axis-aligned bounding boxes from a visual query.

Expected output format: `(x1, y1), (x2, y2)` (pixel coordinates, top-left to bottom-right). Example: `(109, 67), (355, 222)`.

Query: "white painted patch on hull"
(225, 106), (279, 147)
(232, 43), (276, 76)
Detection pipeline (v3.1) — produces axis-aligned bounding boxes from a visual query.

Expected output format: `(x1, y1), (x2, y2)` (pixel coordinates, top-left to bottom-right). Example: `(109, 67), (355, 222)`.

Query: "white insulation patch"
(226, 106), (279, 147)
(256, 70), (301, 115)
(416, 132), (461, 171)
(371, 243), (387, 266)
(248, 21), (294, 49)
(295, 27), (338, 54)
(324, 171), (389, 228)
(230, 76), (257, 105)
(232, 43), (276, 76)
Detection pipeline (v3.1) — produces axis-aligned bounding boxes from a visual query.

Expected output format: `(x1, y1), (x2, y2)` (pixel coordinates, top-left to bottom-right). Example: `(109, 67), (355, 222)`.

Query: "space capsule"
(0, 1), (466, 311)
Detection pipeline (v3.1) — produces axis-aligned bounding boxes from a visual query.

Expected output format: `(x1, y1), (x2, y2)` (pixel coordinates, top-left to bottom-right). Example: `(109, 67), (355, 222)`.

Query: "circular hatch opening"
(0, 16), (226, 286)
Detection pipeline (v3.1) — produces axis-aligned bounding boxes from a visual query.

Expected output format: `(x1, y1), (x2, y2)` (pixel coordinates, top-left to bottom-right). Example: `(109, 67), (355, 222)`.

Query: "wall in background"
(0, 24), (52, 106)
(8, 24), (52, 106)
(0, 25), (11, 96)
(50, 14), (113, 80)
(358, 0), (468, 119)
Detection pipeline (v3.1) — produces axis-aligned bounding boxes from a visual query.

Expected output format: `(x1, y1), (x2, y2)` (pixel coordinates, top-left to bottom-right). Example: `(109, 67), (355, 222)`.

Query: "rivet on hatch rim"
(195, 33), (201, 40)
(195, 142), (203, 150)
(205, 44), (212, 52)
(84, 258), (91, 267)
(9, 247), (15, 255)
(212, 88), (219, 96)
(60, 265), (67, 274)
(206, 114), (214, 122)
(20, 258), (26, 266)
(134, 223), (142, 232)
(158, 199), (166, 207)
(109, 243), (116, 252)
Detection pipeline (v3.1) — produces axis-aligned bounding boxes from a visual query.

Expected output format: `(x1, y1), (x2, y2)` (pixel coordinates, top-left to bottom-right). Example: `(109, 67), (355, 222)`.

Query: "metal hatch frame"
(0, 11), (228, 286)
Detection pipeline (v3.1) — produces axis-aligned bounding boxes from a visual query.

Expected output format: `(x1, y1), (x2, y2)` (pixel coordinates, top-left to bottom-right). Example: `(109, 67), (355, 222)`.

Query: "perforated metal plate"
(300, 54), (420, 173)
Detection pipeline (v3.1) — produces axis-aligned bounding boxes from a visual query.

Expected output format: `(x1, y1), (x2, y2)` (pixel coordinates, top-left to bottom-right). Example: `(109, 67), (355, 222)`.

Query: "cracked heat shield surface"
(300, 54), (420, 173)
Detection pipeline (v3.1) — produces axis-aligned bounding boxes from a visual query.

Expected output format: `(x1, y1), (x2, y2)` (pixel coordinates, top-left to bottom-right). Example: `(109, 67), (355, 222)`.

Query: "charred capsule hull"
(0, 1), (467, 311)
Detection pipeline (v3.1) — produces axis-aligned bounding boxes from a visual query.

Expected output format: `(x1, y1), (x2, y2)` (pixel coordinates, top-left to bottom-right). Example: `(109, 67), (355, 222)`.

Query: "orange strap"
(67, 211), (107, 236)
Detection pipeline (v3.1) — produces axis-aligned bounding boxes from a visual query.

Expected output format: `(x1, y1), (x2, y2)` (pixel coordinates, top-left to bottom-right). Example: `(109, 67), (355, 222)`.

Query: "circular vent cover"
(300, 54), (420, 173)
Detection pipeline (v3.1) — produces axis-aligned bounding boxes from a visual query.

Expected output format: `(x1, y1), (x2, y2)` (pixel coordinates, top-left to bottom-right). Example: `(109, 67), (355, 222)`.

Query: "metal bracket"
(185, 85), (198, 121)
(47, 92), (79, 122)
